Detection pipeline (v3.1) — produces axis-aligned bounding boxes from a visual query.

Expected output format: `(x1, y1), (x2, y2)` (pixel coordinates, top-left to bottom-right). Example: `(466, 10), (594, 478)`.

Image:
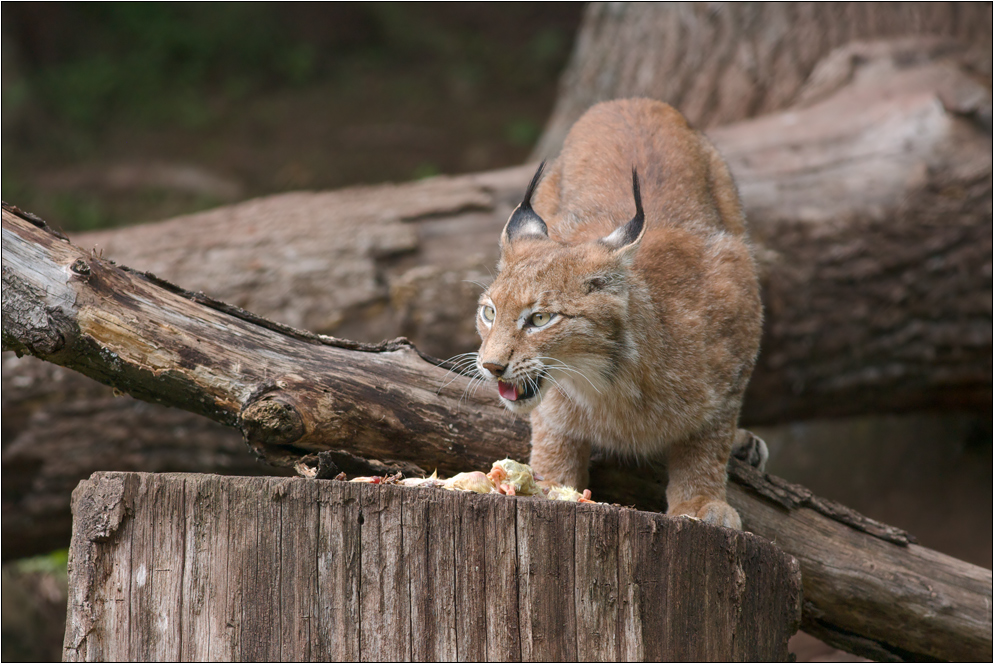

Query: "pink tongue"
(498, 381), (519, 401)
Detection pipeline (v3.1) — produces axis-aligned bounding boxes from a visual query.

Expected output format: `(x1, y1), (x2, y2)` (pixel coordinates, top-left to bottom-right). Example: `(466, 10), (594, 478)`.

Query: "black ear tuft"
(631, 166), (644, 226)
(623, 166), (646, 245)
(502, 161), (548, 244)
(600, 166), (646, 251)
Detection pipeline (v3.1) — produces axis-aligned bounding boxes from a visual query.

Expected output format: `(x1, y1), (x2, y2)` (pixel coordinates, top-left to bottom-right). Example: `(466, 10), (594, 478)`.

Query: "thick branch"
(3, 207), (991, 662)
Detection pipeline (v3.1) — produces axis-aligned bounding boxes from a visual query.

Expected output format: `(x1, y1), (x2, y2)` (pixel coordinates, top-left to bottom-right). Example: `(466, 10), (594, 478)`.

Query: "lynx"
(474, 99), (762, 529)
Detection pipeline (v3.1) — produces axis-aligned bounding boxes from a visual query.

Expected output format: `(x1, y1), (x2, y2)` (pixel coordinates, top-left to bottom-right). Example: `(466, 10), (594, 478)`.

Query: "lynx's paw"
(731, 429), (769, 471)
(669, 498), (742, 530)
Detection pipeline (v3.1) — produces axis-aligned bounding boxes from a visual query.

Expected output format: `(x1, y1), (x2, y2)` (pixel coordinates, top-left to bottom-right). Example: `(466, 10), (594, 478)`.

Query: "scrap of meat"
(486, 459), (542, 496)
(442, 471), (495, 493)
(346, 459), (597, 503)
(546, 485), (594, 503)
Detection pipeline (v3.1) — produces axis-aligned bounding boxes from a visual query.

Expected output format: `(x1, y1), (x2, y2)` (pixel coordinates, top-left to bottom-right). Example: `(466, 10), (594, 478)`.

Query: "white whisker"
(462, 279), (490, 291)
(436, 352), (481, 395)
(470, 375), (488, 397)
(541, 371), (576, 406)
(460, 374), (485, 404)
(535, 356), (602, 395)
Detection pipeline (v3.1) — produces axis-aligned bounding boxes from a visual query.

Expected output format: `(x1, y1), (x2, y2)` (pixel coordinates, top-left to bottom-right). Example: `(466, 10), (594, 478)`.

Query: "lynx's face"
(476, 242), (636, 413)
(475, 163), (646, 414)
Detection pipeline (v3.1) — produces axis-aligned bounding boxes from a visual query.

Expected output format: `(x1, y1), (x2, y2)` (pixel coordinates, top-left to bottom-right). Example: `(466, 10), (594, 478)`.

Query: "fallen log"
(533, 4), (992, 154)
(4, 202), (991, 661)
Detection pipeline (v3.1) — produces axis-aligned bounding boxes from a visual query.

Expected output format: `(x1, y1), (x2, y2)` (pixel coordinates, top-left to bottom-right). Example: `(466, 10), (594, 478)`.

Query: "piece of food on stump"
(487, 458), (542, 496)
(546, 485), (595, 503)
(344, 460), (598, 503)
(442, 471), (496, 494)
(399, 471), (445, 488)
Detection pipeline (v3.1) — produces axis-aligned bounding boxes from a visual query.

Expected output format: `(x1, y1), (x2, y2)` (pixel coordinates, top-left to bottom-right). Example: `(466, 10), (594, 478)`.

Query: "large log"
(4, 205), (991, 661)
(3, 40), (990, 561)
(533, 2), (992, 156)
(717, 38), (992, 422)
(64, 472), (802, 662)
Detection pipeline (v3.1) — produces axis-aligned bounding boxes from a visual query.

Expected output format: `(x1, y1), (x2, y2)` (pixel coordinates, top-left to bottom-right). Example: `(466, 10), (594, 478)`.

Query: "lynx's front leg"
(666, 425), (741, 530)
(528, 410), (591, 490)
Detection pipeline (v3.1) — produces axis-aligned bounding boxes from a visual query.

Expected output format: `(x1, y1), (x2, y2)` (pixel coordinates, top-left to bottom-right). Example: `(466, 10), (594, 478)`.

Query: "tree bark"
(532, 2), (992, 158)
(4, 206), (992, 662)
(719, 38), (992, 422)
(64, 472), (802, 662)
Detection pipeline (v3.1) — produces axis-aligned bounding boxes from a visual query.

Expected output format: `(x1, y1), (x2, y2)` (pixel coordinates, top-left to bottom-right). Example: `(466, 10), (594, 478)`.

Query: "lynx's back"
(533, 100), (747, 240)
(475, 98), (761, 529)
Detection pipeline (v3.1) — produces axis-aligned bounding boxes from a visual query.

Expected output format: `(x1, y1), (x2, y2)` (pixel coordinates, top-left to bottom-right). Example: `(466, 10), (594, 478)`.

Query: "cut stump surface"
(64, 472), (801, 662)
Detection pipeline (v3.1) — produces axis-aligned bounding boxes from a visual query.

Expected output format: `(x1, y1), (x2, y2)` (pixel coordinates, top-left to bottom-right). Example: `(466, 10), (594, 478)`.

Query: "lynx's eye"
(481, 305), (496, 322)
(530, 312), (553, 327)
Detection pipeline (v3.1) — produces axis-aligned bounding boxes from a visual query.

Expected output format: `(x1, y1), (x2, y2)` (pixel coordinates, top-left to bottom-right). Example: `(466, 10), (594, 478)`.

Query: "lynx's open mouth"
(497, 376), (543, 402)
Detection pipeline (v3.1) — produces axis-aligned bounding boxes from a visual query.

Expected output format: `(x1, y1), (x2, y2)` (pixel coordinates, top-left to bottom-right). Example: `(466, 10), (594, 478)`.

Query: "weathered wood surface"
(533, 3), (991, 155)
(64, 472), (802, 662)
(5, 208), (992, 662)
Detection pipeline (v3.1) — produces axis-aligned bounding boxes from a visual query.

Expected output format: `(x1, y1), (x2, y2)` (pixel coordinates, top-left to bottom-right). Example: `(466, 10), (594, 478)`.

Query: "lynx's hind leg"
(528, 410), (592, 490)
(666, 424), (741, 530)
(731, 428), (769, 471)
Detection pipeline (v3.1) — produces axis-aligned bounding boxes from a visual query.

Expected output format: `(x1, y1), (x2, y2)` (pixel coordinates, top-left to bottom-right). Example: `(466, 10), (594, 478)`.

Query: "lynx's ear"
(600, 167), (646, 254)
(500, 161), (548, 247)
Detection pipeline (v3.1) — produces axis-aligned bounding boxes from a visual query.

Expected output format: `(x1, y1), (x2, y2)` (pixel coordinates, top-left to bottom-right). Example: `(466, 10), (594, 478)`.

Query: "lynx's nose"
(482, 362), (506, 378)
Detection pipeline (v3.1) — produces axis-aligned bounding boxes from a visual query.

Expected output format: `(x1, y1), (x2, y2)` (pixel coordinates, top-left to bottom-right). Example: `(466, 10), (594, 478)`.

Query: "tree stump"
(64, 472), (800, 662)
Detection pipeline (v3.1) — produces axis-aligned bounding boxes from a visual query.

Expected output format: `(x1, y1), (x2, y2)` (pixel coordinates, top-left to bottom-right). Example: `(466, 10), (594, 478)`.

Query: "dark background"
(3, 3), (583, 231)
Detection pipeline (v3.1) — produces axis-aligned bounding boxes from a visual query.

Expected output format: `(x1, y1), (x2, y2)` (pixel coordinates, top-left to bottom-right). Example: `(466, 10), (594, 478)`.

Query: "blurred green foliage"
(3, 3), (582, 231)
(504, 118), (543, 147)
(2, 551), (70, 661)
(412, 161), (442, 180)
(14, 549), (69, 578)
(26, 4), (318, 129)
(9, 3), (576, 132)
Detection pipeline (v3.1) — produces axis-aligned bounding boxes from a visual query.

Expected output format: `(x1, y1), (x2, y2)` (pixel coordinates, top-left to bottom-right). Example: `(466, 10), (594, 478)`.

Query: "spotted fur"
(475, 99), (762, 529)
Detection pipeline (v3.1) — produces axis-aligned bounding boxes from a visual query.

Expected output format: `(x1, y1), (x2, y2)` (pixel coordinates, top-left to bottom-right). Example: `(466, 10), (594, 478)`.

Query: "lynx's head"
(476, 163), (646, 414)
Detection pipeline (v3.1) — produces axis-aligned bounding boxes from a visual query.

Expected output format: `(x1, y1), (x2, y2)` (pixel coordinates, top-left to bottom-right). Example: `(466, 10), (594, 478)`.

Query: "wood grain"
(534, 3), (991, 153)
(64, 472), (801, 662)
